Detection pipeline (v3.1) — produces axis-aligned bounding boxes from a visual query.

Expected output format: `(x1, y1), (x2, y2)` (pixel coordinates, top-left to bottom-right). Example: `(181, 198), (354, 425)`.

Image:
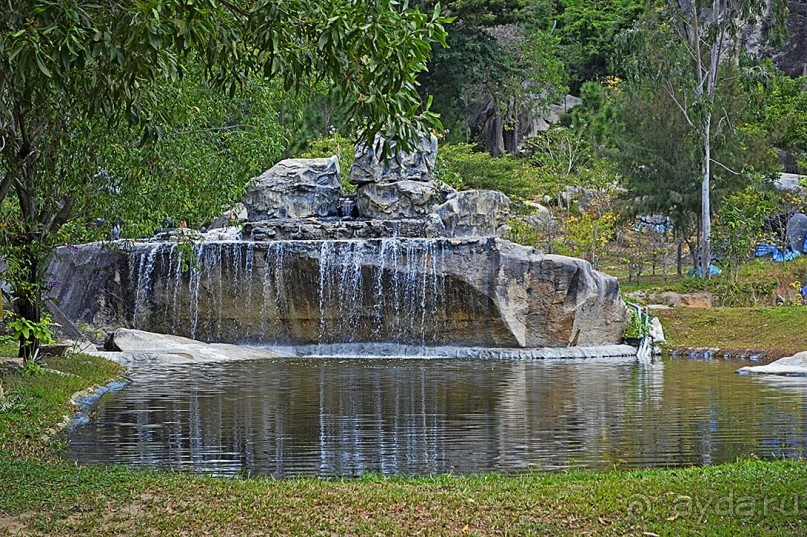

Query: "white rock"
(737, 351), (807, 376)
(101, 328), (281, 364)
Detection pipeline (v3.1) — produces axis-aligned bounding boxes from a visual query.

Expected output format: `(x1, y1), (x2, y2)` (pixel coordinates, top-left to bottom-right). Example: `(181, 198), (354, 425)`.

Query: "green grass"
(0, 355), (126, 460)
(655, 306), (807, 357)
(0, 341), (17, 359)
(1, 353), (807, 535)
(1, 458), (806, 535)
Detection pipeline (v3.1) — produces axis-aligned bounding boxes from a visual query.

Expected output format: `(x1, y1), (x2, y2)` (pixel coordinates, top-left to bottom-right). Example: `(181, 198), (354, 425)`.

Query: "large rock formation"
(47, 134), (632, 353)
(243, 156), (341, 220)
(435, 190), (511, 237)
(349, 134), (445, 219)
(348, 134), (437, 185)
(355, 180), (441, 219)
(48, 238), (629, 349)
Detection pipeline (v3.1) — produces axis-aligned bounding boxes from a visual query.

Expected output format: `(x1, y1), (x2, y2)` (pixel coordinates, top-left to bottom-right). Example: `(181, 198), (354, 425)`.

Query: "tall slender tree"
(619, 1), (784, 277)
(664, 0), (786, 278)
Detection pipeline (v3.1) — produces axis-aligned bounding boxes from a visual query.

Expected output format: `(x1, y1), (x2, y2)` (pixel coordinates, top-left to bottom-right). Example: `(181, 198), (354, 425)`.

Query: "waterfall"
(131, 244), (160, 329)
(128, 238), (448, 346)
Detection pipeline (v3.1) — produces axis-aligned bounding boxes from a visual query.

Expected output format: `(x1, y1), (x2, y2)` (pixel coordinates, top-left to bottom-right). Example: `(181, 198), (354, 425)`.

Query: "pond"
(66, 356), (807, 477)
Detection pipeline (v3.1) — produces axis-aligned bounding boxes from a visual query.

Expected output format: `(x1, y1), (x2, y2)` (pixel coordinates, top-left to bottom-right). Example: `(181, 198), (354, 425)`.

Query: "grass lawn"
(1, 352), (806, 535)
(655, 306), (807, 358)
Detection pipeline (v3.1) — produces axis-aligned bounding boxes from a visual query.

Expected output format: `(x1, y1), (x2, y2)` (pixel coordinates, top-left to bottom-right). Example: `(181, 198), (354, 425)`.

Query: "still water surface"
(66, 357), (807, 477)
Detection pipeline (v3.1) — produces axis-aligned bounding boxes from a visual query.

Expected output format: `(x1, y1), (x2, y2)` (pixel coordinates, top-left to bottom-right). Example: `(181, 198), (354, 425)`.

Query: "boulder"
(355, 180), (439, 219)
(787, 213), (807, 253)
(203, 226), (243, 241)
(737, 351), (807, 376)
(150, 228), (202, 242)
(103, 328), (281, 363)
(648, 317), (665, 343)
(243, 156), (340, 220)
(435, 190), (511, 237)
(348, 133), (437, 185)
(209, 203), (247, 229)
(49, 238), (629, 349)
(774, 173), (806, 193)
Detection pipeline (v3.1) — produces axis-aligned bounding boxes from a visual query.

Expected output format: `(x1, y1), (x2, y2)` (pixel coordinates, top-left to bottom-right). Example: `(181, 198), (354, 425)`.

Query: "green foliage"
(570, 79), (622, 147)
(87, 68), (288, 237)
(613, 0), (782, 279)
(435, 143), (538, 199)
(623, 306), (649, 339)
(3, 312), (56, 350)
(760, 75), (807, 153)
(555, 0), (645, 89)
(417, 0), (566, 147)
(503, 217), (542, 248)
(714, 182), (778, 281)
(555, 206), (616, 266)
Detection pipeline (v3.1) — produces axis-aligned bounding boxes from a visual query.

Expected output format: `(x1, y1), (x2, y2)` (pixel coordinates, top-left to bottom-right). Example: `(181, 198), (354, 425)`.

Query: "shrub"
(435, 143), (539, 200)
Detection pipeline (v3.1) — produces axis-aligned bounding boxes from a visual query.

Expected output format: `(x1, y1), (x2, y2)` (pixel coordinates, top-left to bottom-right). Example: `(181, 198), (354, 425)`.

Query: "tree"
(0, 0), (448, 360)
(618, 1), (783, 279)
(554, 0), (644, 90)
(416, 0), (565, 154)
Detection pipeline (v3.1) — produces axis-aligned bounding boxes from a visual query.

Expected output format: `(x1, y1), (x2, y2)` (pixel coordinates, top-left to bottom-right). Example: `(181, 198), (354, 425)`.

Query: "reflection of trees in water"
(70, 359), (807, 477)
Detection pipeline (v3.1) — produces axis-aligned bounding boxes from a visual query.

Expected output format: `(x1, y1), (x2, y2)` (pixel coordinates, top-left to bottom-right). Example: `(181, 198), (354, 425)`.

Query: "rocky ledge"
(48, 237), (629, 349)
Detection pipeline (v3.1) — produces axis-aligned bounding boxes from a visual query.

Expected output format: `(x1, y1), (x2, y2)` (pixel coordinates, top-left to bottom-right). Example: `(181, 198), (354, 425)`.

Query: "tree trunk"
(700, 117), (712, 279)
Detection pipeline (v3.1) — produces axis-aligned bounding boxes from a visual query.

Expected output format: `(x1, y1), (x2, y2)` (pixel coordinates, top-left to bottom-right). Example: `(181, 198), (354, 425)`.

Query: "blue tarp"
(755, 241), (804, 262)
(687, 265), (723, 277)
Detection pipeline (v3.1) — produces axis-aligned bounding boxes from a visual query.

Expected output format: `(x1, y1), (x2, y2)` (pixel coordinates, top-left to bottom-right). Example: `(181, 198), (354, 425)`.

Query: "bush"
(435, 143), (539, 200)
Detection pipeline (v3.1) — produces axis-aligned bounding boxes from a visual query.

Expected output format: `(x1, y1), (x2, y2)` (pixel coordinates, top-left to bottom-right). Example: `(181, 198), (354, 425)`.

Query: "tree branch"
(710, 158), (742, 176)
(665, 81), (696, 128)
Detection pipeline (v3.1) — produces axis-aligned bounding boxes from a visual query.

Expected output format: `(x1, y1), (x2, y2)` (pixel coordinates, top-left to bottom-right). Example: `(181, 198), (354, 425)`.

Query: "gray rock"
(355, 180), (439, 219)
(742, 0), (807, 78)
(203, 226), (243, 241)
(102, 328), (281, 363)
(243, 156), (341, 220)
(348, 133), (437, 185)
(737, 351), (807, 376)
(435, 190), (511, 237)
(243, 218), (441, 241)
(209, 203), (247, 229)
(49, 238), (629, 349)
(787, 213), (807, 253)
(150, 228), (202, 242)
(774, 173), (806, 193)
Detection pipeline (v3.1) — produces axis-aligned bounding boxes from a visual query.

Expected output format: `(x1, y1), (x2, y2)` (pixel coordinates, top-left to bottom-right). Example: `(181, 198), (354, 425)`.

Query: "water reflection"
(66, 357), (807, 477)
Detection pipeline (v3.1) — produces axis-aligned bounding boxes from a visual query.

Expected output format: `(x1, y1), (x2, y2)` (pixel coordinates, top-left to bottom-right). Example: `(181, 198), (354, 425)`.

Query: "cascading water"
(128, 238), (449, 348)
